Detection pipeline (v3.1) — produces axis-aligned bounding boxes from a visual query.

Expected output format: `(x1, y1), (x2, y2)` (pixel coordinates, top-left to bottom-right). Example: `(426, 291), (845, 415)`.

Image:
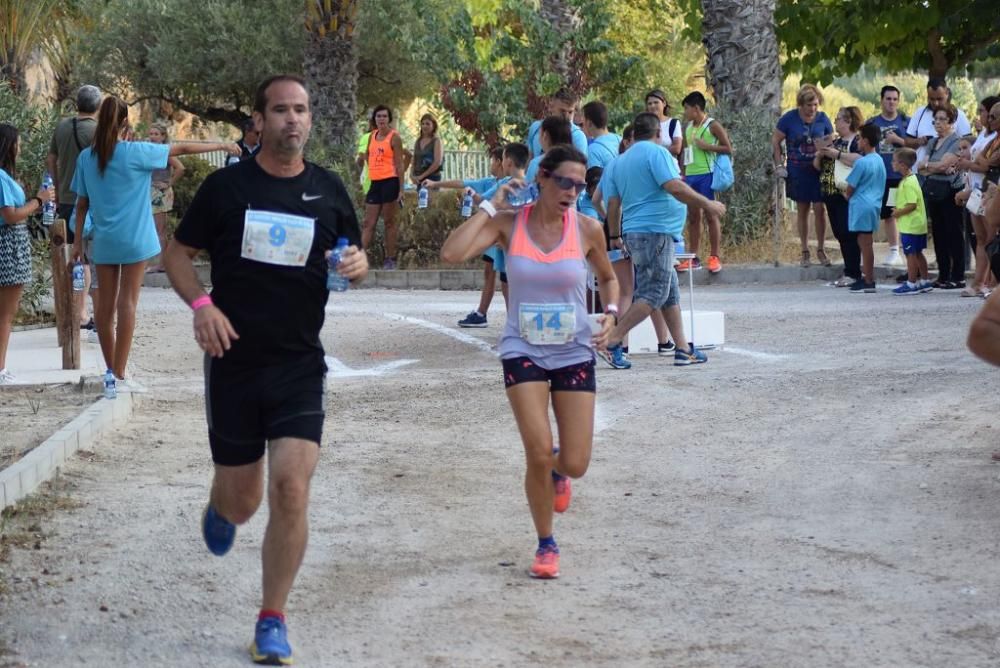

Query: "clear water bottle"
(72, 262), (85, 292)
(507, 182), (538, 207)
(461, 190), (473, 218)
(326, 237), (351, 292)
(674, 236), (686, 255)
(103, 369), (117, 400)
(418, 186), (429, 209)
(41, 173), (56, 226)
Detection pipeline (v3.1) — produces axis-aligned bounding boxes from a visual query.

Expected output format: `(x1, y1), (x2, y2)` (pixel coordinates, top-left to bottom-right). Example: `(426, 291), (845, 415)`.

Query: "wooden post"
(48, 219), (80, 369)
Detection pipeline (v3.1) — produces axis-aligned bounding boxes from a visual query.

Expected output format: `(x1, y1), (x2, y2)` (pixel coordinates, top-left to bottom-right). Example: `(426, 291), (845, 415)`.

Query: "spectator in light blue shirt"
(844, 123), (887, 292)
(581, 101), (621, 170)
(525, 116), (573, 183)
(526, 88), (589, 159)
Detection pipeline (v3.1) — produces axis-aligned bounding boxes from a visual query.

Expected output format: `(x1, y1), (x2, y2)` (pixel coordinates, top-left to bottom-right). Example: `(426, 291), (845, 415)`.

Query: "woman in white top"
(955, 95), (1000, 297)
(645, 90), (682, 163)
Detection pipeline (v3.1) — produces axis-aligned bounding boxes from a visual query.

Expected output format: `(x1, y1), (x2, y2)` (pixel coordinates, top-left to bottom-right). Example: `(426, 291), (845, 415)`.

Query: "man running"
(163, 74), (368, 666)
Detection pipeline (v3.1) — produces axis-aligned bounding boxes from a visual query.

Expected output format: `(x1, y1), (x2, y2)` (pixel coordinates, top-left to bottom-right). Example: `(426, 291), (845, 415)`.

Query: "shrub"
(172, 156), (216, 219)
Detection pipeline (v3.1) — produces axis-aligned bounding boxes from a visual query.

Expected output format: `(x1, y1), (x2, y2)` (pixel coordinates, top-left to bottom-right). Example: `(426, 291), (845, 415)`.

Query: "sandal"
(816, 248), (832, 267)
(800, 250), (811, 268)
(960, 286), (980, 298)
(831, 276), (854, 288)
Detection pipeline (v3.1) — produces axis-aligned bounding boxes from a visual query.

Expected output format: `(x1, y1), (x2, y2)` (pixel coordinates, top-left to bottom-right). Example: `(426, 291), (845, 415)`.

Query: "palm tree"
(0, 0), (62, 93)
(537, 0), (582, 88)
(700, 0), (781, 115)
(303, 0), (359, 162)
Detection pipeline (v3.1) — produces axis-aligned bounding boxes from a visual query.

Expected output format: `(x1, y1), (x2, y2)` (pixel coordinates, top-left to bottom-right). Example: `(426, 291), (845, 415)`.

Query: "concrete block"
(375, 271), (409, 289)
(440, 270), (476, 291)
(76, 420), (93, 450)
(408, 271), (442, 289)
(628, 310), (725, 353)
(17, 461), (38, 497)
(2, 474), (21, 507)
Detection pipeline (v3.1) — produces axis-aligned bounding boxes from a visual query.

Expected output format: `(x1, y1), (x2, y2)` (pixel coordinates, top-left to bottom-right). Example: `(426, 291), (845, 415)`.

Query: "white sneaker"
(116, 378), (148, 394)
(87, 329), (99, 343)
(0, 369), (16, 385)
(883, 249), (903, 266)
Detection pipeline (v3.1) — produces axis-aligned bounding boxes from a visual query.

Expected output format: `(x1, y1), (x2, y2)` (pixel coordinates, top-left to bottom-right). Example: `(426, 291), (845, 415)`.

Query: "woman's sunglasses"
(542, 170), (587, 194)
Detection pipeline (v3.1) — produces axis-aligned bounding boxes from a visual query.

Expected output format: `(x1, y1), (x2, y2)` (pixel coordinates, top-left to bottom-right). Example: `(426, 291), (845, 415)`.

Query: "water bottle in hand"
(41, 173), (56, 226)
(674, 236), (686, 256)
(326, 237), (351, 292)
(72, 262), (85, 292)
(461, 190), (473, 217)
(507, 182), (538, 208)
(418, 186), (429, 209)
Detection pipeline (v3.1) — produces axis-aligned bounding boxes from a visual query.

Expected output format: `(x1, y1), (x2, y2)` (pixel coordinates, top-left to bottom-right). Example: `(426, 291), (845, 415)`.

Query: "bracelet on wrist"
(191, 295), (213, 311)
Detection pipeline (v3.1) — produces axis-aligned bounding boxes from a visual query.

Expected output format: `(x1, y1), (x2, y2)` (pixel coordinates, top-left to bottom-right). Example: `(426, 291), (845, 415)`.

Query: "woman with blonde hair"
(146, 122), (186, 272)
(70, 96), (238, 396)
(773, 84), (834, 267)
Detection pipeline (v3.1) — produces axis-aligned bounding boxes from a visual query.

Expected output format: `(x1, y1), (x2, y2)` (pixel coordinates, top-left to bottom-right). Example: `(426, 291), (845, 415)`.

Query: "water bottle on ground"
(72, 262), (85, 292)
(418, 186), (429, 209)
(326, 237), (351, 292)
(674, 236), (686, 256)
(103, 369), (117, 400)
(461, 190), (473, 218)
(41, 173), (56, 226)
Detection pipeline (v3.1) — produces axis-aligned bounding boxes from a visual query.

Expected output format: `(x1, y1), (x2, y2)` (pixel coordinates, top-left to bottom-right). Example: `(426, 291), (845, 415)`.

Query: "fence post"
(48, 219), (80, 369)
(772, 176), (784, 267)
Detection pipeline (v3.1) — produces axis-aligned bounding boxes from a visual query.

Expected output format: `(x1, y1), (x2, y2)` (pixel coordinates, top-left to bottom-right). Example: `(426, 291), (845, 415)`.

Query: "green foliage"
(171, 157), (217, 220)
(396, 191), (471, 269)
(20, 238), (53, 317)
(774, 0), (1000, 82)
(0, 82), (59, 192)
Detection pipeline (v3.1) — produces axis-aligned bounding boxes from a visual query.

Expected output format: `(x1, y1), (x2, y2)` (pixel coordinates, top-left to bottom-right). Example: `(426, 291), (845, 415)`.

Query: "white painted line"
(380, 313), (496, 354)
(723, 346), (790, 361)
(324, 355), (419, 378)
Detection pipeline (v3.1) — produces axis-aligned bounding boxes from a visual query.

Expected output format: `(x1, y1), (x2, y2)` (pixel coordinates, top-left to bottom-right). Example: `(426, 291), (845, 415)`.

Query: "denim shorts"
(624, 232), (675, 309)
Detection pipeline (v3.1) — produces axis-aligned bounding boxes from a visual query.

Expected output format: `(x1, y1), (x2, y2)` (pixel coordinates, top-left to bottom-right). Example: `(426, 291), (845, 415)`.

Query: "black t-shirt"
(174, 158), (361, 365)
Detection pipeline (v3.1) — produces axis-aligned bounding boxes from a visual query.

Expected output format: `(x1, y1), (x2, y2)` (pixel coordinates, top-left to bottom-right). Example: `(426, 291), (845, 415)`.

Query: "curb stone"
(0, 390), (139, 511)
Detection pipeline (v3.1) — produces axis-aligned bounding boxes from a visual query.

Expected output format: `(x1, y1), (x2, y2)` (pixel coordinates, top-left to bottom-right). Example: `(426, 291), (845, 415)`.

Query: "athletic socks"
(259, 609), (285, 623)
(538, 535), (558, 552)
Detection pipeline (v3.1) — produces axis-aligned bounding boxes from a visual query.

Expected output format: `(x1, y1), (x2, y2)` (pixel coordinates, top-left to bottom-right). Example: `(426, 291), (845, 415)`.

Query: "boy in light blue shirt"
(845, 123), (887, 293)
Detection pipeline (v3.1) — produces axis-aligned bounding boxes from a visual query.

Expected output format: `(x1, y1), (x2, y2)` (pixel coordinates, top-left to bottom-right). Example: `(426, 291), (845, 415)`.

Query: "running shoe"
(919, 280), (934, 293)
(529, 545), (560, 579)
(553, 475), (572, 513)
(657, 341), (676, 355)
(674, 346), (708, 366)
(675, 259), (692, 272)
(87, 329), (99, 343)
(848, 280), (876, 293)
(706, 255), (722, 274)
(0, 369), (16, 385)
(598, 343), (631, 369)
(457, 311), (487, 328)
(116, 378), (148, 394)
(202, 504), (236, 557)
(883, 249), (903, 267)
(80, 318), (95, 331)
(382, 258), (397, 270)
(893, 283), (921, 296)
(690, 257), (703, 270)
(250, 617), (293, 666)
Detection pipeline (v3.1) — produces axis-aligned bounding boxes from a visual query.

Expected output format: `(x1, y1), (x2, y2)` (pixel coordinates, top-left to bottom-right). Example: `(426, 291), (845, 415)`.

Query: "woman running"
(360, 105), (404, 269)
(70, 96), (238, 395)
(441, 144), (620, 579)
(146, 122), (185, 272)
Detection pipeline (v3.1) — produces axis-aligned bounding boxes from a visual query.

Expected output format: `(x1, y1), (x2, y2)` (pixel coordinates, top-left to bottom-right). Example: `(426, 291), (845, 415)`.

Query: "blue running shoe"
(202, 504), (236, 557)
(598, 343), (631, 369)
(893, 283), (921, 296)
(457, 311), (488, 328)
(250, 616), (293, 665)
(674, 346), (708, 366)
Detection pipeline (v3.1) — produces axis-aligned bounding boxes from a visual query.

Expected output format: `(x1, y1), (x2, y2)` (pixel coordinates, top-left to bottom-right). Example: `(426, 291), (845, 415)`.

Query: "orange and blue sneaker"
(706, 255), (722, 274)
(529, 545), (560, 579)
(250, 616), (293, 665)
(676, 258), (693, 272)
(553, 475), (571, 513)
(202, 504), (236, 556)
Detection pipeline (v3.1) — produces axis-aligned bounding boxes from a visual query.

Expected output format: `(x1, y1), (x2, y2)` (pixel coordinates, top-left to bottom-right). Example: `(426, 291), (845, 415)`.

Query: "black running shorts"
(501, 357), (596, 393)
(365, 178), (401, 205)
(204, 354), (327, 466)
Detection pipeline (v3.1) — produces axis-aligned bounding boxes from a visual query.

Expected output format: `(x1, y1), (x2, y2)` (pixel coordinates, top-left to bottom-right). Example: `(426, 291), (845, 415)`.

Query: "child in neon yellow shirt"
(890, 147), (931, 295)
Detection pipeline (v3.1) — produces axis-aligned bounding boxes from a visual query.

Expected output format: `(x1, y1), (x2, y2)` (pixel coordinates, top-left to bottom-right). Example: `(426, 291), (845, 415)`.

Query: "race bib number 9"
(241, 210), (315, 267)
(518, 303), (576, 345)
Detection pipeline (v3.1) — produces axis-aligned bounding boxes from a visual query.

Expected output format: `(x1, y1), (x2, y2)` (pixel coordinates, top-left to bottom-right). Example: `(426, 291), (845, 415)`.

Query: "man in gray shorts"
(599, 112), (725, 369)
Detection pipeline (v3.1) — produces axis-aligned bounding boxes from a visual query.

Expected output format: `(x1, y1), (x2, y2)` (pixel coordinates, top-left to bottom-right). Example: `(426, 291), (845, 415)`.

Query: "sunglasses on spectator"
(542, 170), (587, 194)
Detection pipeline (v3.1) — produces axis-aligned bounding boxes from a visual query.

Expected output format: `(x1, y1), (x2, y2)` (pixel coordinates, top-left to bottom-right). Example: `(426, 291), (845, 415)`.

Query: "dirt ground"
(0, 384), (95, 470)
(1, 284), (999, 667)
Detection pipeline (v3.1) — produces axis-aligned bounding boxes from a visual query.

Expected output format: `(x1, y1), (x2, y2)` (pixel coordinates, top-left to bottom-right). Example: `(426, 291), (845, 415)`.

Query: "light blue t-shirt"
(598, 156), (619, 210)
(462, 176), (498, 195)
(72, 142), (169, 264)
(603, 140), (686, 236)
(526, 121), (589, 158)
(577, 191), (601, 221)
(587, 133), (621, 169)
(480, 176), (511, 201)
(0, 168), (26, 209)
(525, 155), (543, 184)
(846, 152), (887, 233)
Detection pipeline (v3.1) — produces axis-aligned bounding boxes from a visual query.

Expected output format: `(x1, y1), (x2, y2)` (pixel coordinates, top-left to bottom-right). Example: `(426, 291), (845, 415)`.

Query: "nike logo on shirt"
(301, 193), (323, 201)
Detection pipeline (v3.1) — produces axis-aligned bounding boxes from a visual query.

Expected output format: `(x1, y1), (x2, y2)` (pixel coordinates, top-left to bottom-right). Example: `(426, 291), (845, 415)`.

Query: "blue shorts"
(849, 203), (880, 233)
(686, 173), (714, 199)
(624, 233), (674, 309)
(900, 233), (927, 255)
(482, 245), (506, 273)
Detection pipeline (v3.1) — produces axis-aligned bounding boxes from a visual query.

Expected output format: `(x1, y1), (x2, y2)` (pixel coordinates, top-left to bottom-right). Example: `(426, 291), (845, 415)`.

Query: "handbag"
(711, 153), (734, 192)
(966, 189), (986, 216)
(833, 160), (853, 190)
(923, 176), (954, 202)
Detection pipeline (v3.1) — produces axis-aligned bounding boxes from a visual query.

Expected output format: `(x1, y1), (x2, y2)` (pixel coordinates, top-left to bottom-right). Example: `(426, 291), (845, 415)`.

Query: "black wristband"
(609, 235), (621, 239)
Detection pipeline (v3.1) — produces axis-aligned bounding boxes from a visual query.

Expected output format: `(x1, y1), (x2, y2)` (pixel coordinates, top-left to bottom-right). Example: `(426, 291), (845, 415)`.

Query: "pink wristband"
(191, 295), (213, 311)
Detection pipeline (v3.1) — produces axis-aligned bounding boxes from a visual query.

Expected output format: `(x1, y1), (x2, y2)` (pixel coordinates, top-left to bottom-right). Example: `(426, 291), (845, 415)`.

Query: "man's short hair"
(895, 147), (917, 168)
(489, 146), (505, 162)
(880, 85), (900, 100)
(582, 101), (608, 129)
(552, 87), (579, 105)
(681, 91), (707, 110)
(859, 123), (880, 147)
(76, 85), (101, 114)
(540, 116), (572, 146)
(632, 112), (660, 141)
(503, 142), (529, 169)
(927, 77), (948, 91)
(242, 118), (258, 133)
(254, 74), (309, 114)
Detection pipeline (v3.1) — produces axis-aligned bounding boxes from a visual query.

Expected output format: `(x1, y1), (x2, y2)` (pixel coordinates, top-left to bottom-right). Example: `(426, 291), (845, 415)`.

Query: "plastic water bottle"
(418, 186), (429, 209)
(674, 236), (686, 256)
(461, 190), (473, 218)
(326, 237), (351, 292)
(103, 369), (116, 400)
(41, 173), (56, 226)
(72, 262), (85, 292)
(507, 183), (538, 207)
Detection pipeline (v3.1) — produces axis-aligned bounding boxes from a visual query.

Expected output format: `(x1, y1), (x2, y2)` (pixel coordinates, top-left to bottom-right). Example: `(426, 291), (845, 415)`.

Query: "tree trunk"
(537, 0), (583, 91)
(303, 1), (359, 164)
(700, 0), (781, 115)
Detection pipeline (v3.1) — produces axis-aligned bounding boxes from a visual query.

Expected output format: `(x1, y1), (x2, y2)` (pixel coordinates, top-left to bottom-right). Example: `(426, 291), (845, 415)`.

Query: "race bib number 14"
(241, 210), (315, 267)
(518, 303), (576, 345)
